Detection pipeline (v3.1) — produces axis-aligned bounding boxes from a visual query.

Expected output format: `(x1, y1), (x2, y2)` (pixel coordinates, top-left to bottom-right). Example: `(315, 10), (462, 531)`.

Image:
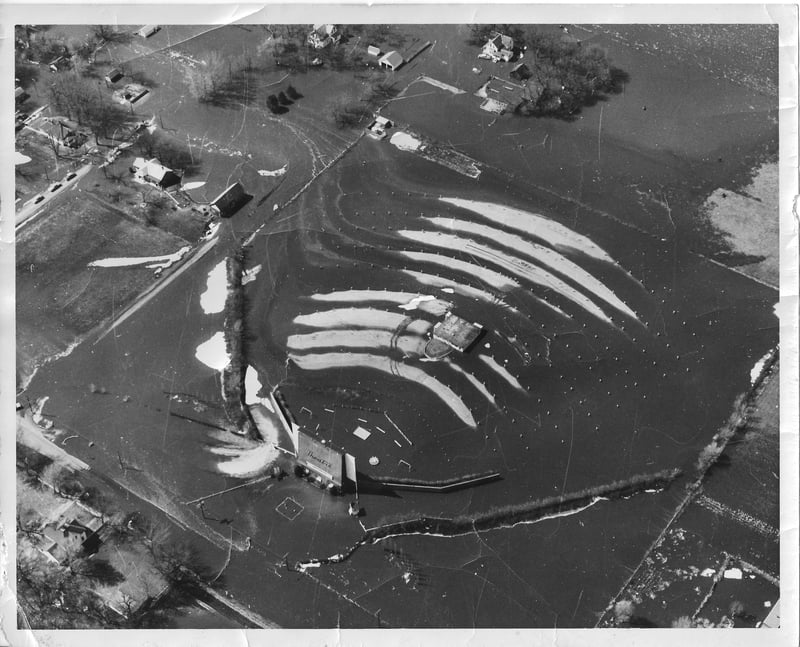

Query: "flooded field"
(22, 133), (777, 626)
(16, 22), (782, 628)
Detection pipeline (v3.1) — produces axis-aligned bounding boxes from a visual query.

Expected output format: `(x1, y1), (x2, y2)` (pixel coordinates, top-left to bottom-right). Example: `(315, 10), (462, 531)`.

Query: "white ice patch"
(390, 132), (422, 152)
(244, 365), (270, 408)
(258, 165), (287, 177)
(724, 567), (743, 580)
(200, 260), (227, 314)
(424, 217), (640, 321)
(90, 246), (191, 269)
(439, 197), (616, 264)
(195, 332), (230, 370)
(479, 355), (523, 391)
(15, 152), (32, 165)
(289, 352), (476, 428)
(750, 349), (773, 385)
(398, 294), (436, 310)
(242, 265), (262, 285)
(398, 230), (615, 325)
(32, 396), (50, 425)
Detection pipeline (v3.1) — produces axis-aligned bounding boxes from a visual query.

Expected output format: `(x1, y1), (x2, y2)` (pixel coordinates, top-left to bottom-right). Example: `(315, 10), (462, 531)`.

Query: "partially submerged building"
(479, 32), (515, 63)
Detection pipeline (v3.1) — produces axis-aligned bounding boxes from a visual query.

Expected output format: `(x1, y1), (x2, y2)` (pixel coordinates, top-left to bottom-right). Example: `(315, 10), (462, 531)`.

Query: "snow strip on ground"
(289, 352), (476, 427)
(402, 269), (571, 320)
(446, 361), (496, 406)
(200, 260), (227, 314)
(293, 308), (409, 330)
(287, 329), (424, 353)
(15, 152), (32, 165)
(258, 165), (287, 177)
(440, 197), (616, 264)
(397, 251), (520, 291)
(478, 355), (524, 391)
(397, 230), (615, 325)
(89, 246), (191, 269)
(750, 349), (773, 385)
(424, 217), (639, 321)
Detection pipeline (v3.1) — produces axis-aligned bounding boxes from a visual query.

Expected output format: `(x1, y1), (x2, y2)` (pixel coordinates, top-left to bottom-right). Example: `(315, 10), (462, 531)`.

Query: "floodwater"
(19, 24), (779, 628)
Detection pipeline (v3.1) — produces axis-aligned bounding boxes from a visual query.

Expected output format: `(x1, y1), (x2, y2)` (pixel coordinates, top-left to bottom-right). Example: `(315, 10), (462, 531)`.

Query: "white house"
(479, 32), (515, 62)
(379, 51), (404, 71)
(307, 24), (339, 49)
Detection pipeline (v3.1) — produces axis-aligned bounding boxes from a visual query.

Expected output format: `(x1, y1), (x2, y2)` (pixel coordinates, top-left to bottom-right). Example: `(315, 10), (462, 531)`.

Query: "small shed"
(379, 51), (404, 71)
(367, 45), (381, 57)
(138, 25), (160, 38)
(14, 87), (29, 104)
(105, 68), (124, 84)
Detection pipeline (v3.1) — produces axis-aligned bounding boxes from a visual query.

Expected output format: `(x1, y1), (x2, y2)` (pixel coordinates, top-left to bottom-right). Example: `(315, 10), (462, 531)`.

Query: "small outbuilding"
(138, 25), (160, 38)
(14, 87), (29, 104)
(367, 45), (381, 57)
(105, 68), (124, 84)
(379, 51), (404, 71)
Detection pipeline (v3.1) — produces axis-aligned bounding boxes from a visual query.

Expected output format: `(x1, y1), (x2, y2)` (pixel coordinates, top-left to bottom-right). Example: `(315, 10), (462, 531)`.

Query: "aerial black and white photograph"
(4, 4), (798, 643)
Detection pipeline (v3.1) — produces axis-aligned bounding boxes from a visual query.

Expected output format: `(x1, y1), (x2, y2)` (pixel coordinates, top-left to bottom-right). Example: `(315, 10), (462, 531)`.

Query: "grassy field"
(15, 181), (194, 386)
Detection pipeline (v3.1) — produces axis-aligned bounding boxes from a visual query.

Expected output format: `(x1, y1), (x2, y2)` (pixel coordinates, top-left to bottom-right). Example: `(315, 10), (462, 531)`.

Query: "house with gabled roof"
(131, 157), (182, 190)
(480, 32), (515, 63)
(307, 24), (340, 49)
(39, 501), (105, 563)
